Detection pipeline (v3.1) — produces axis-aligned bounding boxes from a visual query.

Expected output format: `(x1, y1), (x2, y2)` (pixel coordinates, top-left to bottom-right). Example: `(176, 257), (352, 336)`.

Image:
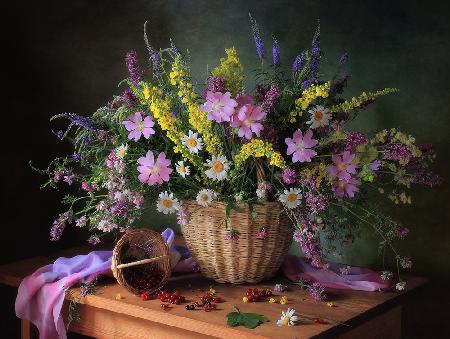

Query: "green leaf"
(226, 310), (268, 329)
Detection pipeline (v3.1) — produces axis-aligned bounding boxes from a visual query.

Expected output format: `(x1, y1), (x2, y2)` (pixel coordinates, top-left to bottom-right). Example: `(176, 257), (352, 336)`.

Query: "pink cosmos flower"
(331, 176), (360, 199)
(203, 91), (238, 123)
(137, 151), (173, 186)
(285, 129), (318, 163)
(230, 103), (266, 139)
(123, 112), (155, 141)
(326, 151), (357, 181)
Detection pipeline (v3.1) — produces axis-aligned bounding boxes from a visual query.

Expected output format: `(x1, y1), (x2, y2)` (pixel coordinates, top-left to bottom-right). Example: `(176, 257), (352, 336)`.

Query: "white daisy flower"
(156, 191), (180, 214)
(116, 144), (128, 158)
(196, 189), (216, 207)
(276, 308), (299, 326)
(182, 130), (204, 154)
(279, 188), (302, 209)
(395, 281), (406, 291)
(205, 155), (229, 181)
(175, 161), (190, 178)
(307, 105), (331, 129)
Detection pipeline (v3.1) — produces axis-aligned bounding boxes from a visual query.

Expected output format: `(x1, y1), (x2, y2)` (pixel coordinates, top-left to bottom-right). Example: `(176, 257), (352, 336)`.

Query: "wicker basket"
(111, 229), (171, 295)
(181, 201), (293, 284)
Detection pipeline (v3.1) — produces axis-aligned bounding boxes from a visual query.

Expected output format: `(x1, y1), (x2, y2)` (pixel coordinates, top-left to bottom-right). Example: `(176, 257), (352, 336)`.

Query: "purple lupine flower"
(262, 84), (280, 113)
(249, 13), (265, 59)
(206, 76), (226, 94)
(71, 153), (81, 162)
(176, 208), (192, 226)
(330, 75), (350, 95)
(412, 168), (443, 187)
(170, 38), (181, 57)
(65, 113), (97, 131)
(308, 282), (326, 301)
(340, 53), (349, 64)
(150, 51), (161, 75)
(50, 211), (72, 241)
(383, 144), (413, 162)
(124, 51), (142, 85)
(301, 79), (315, 90)
(53, 130), (64, 139)
(344, 131), (367, 151)
(292, 52), (305, 73)
(309, 22), (321, 79)
(272, 35), (280, 66)
(282, 168), (297, 185)
(122, 89), (137, 108)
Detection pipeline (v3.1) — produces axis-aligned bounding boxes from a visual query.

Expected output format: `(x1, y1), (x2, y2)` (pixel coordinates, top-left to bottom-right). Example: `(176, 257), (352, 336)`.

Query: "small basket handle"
(116, 254), (170, 269)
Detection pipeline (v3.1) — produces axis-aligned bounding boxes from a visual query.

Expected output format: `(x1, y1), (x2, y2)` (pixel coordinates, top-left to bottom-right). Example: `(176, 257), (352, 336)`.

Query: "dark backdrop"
(3, 0), (450, 338)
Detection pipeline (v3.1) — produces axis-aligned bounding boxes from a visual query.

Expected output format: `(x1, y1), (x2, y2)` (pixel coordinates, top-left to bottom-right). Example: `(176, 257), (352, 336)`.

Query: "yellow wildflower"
(209, 287), (216, 296)
(326, 302), (336, 307)
(331, 88), (398, 113)
(211, 47), (244, 96)
(243, 296), (248, 303)
(268, 297), (276, 304)
(142, 84), (204, 170)
(234, 139), (286, 169)
(115, 293), (122, 300)
(170, 57), (222, 155)
(289, 82), (330, 122)
(279, 296), (288, 305)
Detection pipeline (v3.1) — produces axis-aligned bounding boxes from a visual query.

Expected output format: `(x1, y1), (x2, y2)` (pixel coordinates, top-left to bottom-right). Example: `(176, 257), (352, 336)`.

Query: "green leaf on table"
(226, 308), (268, 329)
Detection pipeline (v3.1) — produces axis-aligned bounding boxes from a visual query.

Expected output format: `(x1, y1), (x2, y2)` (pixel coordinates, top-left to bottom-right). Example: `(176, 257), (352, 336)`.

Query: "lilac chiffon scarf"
(15, 228), (196, 339)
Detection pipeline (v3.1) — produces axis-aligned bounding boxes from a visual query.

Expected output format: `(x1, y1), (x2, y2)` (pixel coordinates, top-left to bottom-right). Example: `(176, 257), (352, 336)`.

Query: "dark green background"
(4, 0), (450, 337)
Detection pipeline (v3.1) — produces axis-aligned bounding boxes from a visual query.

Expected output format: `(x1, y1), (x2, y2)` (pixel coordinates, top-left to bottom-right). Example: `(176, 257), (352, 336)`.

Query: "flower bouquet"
(36, 17), (441, 285)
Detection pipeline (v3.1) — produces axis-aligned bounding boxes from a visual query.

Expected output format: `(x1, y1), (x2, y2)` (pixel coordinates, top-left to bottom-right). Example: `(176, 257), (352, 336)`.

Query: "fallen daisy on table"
(277, 308), (299, 326)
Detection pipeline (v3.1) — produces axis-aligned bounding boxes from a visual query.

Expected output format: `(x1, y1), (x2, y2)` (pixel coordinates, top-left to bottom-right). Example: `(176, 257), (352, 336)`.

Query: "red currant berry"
(211, 304), (217, 310)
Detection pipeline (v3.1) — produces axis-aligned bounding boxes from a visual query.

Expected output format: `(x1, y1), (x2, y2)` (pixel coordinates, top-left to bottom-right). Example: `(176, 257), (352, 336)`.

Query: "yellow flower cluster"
(211, 47), (244, 96)
(143, 83), (204, 169)
(290, 82), (330, 123)
(331, 88), (398, 113)
(234, 139), (286, 169)
(170, 57), (222, 155)
(301, 163), (330, 188)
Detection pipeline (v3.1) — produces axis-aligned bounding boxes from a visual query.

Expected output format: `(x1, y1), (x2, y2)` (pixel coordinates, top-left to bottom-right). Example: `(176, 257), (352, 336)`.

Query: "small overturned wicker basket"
(181, 200), (293, 284)
(111, 229), (171, 295)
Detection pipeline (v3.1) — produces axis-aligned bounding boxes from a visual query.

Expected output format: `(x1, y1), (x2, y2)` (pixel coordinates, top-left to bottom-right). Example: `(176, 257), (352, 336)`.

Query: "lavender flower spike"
(272, 35), (280, 66)
(292, 52), (305, 73)
(125, 51), (142, 85)
(249, 13), (265, 59)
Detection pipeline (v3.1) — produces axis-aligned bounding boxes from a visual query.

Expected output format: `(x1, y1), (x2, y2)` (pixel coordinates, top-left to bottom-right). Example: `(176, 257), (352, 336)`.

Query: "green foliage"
(226, 307), (268, 329)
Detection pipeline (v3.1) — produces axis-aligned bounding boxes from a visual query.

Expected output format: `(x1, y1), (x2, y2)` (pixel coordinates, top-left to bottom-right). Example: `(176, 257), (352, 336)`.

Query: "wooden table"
(0, 248), (426, 339)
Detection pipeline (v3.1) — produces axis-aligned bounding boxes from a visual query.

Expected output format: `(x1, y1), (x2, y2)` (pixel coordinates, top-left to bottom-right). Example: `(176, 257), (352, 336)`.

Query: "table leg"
(21, 319), (31, 339)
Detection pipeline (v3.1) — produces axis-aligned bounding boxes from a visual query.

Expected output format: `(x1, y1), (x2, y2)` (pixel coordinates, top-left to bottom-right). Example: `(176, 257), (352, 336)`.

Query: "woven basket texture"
(111, 229), (171, 295)
(181, 201), (293, 284)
